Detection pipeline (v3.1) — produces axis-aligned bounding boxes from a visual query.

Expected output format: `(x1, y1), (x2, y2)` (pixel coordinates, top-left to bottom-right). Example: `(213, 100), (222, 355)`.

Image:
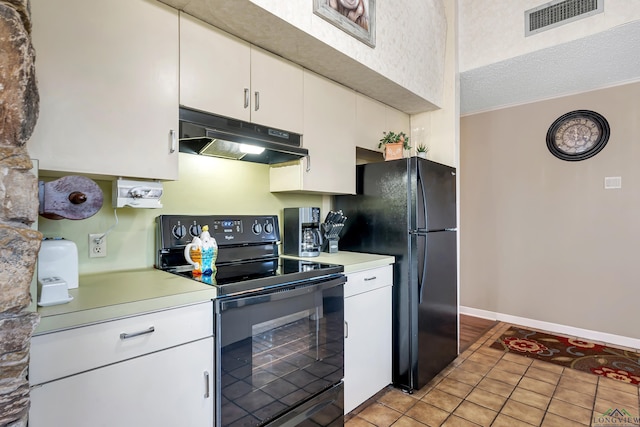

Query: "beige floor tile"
(540, 412), (588, 427)
(446, 368), (484, 387)
(501, 399), (546, 425)
(524, 366), (561, 385)
(421, 389), (463, 413)
(510, 387), (552, 410)
(476, 377), (515, 398)
(557, 375), (598, 395)
(358, 402), (403, 427)
(518, 376), (557, 396)
(440, 415), (480, 427)
(378, 389), (420, 413)
(475, 346), (505, 359)
(491, 413), (535, 427)
(392, 415), (429, 426)
(436, 378), (474, 399)
(458, 360), (493, 376)
(531, 359), (564, 374)
(405, 401), (449, 427)
(494, 359), (530, 376)
(547, 398), (593, 425)
(486, 367), (523, 386)
(560, 367), (598, 385)
(553, 386), (595, 410)
(598, 376), (640, 396)
(595, 386), (640, 410)
(452, 400), (497, 427)
(465, 388), (507, 412)
(345, 415), (377, 426)
(593, 396), (640, 419)
(501, 352), (534, 367)
(465, 351), (501, 366)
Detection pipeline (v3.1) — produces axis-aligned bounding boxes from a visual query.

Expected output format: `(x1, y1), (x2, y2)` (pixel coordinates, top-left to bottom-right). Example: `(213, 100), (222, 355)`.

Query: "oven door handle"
(218, 275), (345, 312)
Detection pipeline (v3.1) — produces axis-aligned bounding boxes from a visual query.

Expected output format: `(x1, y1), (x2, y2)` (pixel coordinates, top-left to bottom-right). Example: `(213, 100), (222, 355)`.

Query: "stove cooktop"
(166, 257), (344, 297)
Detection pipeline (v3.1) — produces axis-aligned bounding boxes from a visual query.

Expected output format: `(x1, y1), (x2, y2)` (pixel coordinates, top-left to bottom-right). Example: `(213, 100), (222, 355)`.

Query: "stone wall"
(0, 0), (41, 425)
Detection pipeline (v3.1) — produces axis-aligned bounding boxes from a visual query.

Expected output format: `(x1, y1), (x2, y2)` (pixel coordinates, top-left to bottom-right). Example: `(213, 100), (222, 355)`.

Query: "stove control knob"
(172, 224), (186, 239)
(264, 222), (274, 234)
(252, 223), (262, 234)
(189, 224), (202, 237)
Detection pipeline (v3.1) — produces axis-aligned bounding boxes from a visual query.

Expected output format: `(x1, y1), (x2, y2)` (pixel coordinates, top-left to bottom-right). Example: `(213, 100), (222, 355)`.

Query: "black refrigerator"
(334, 157), (458, 392)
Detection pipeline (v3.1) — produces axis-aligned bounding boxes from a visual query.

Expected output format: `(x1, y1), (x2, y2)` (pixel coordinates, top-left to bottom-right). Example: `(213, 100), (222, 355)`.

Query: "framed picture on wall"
(313, 0), (376, 48)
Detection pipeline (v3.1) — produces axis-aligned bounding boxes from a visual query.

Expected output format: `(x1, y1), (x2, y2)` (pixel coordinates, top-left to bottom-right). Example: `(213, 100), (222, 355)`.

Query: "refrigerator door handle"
(417, 161), (429, 305)
(417, 234), (428, 305)
(417, 161), (428, 231)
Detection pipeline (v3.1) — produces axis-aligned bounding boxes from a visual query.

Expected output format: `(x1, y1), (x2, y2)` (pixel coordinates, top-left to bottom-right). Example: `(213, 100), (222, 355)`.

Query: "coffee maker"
(283, 207), (323, 257)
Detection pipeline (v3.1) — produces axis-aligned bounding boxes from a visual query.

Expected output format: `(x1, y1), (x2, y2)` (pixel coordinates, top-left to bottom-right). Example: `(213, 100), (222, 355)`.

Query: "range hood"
(179, 107), (308, 164)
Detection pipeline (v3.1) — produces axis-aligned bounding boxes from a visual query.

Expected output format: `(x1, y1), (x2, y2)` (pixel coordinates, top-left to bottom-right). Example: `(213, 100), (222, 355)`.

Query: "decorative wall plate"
(546, 110), (610, 161)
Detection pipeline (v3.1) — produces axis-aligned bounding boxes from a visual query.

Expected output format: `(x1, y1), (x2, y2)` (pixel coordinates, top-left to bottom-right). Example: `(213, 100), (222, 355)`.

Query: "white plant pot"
(417, 152), (427, 159)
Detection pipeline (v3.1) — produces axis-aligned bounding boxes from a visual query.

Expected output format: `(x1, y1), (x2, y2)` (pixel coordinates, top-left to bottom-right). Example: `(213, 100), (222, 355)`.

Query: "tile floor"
(346, 322), (640, 427)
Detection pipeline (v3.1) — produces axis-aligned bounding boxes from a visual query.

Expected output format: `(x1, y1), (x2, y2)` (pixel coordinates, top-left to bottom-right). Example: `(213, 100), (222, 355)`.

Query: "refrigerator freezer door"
(415, 230), (458, 388)
(337, 159), (410, 255)
(416, 159), (457, 232)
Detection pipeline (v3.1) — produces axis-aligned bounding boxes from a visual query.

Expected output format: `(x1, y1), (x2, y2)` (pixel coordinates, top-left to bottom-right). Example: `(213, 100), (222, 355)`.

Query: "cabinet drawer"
(30, 301), (213, 385)
(345, 265), (393, 298)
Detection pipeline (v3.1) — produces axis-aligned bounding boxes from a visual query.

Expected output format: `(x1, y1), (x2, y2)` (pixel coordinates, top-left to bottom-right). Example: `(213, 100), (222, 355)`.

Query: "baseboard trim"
(460, 306), (640, 350)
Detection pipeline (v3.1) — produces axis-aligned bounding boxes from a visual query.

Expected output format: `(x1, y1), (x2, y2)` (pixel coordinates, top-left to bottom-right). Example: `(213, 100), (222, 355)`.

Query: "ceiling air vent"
(525, 0), (604, 36)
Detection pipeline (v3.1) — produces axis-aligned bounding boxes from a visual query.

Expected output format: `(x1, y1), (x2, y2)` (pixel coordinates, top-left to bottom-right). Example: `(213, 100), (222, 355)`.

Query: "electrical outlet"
(89, 233), (107, 258)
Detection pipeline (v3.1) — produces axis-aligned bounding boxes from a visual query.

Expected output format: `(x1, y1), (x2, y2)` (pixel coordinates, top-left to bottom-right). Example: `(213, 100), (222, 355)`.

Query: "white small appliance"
(37, 239), (78, 306)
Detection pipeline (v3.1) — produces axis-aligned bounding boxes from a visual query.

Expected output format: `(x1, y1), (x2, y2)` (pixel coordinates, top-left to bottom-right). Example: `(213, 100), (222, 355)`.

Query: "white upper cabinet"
(29, 0), (179, 180)
(355, 94), (410, 153)
(179, 13), (251, 123)
(249, 46), (304, 134)
(270, 71), (356, 195)
(179, 13), (303, 134)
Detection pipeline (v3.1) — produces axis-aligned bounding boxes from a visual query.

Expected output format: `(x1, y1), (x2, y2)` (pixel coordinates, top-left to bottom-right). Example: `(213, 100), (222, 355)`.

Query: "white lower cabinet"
(29, 338), (213, 426)
(344, 266), (393, 414)
(29, 302), (214, 426)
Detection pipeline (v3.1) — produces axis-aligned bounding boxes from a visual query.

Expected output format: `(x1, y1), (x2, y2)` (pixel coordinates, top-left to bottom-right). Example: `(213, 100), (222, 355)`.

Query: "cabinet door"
(179, 13), (251, 122)
(270, 71), (356, 194)
(355, 94), (410, 153)
(29, 0), (179, 180)
(344, 286), (393, 414)
(355, 94), (386, 152)
(29, 337), (214, 427)
(250, 47), (304, 134)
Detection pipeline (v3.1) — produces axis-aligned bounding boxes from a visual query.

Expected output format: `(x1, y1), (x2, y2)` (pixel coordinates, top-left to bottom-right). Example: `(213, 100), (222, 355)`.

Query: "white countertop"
(35, 269), (217, 335)
(281, 251), (395, 273)
(35, 252), (394, 335)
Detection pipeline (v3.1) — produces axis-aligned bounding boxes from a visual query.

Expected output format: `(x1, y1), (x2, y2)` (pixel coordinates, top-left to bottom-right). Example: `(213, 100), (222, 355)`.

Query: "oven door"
(215, 275), (345, 427)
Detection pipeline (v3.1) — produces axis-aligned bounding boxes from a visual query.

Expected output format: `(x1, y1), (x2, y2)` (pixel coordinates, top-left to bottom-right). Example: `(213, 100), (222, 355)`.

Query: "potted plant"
(379, 131), (411, 161)
(416, 144), (429, 159)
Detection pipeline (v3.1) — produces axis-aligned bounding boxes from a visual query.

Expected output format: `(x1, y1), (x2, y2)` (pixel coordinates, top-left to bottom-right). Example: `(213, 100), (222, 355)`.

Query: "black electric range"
(155, 214), (344, 297)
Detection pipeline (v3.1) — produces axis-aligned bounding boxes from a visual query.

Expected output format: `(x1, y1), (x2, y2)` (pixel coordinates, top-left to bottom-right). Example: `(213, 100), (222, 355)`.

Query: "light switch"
(604, 176), (622, 189)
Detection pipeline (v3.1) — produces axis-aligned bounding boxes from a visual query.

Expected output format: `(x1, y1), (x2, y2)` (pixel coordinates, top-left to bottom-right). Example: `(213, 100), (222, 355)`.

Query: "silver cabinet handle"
(204, 371), (210, 398)
(364, 276), (377, 281)
(244, 88), (249, 109)
(169, 129), (177, 153)
(344, 321), (349, 339)
(254, 91), (260, 111)
(119, 326), (155, 340)
(306, 155), (311, 172)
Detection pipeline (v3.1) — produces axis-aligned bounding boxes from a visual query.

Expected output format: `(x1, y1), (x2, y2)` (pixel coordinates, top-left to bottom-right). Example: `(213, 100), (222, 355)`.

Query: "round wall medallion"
(546, 110), (610, 161)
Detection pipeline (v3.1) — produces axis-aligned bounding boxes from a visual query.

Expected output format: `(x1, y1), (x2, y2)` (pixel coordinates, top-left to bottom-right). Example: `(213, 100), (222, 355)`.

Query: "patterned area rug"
(490, 326), (640, 386)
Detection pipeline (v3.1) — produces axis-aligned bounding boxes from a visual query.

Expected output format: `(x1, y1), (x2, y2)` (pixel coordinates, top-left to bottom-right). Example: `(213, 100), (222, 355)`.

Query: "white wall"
(459, 0), (640, 72)
(250, 0), (448, 108)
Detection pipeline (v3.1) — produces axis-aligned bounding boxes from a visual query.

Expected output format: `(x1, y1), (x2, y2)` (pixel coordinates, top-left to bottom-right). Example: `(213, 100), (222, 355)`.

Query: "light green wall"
(38, 154), (325, 275)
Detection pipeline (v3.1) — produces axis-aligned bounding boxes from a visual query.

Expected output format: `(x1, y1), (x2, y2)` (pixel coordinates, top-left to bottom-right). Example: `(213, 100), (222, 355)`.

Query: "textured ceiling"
(460, 20), (640, 116)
